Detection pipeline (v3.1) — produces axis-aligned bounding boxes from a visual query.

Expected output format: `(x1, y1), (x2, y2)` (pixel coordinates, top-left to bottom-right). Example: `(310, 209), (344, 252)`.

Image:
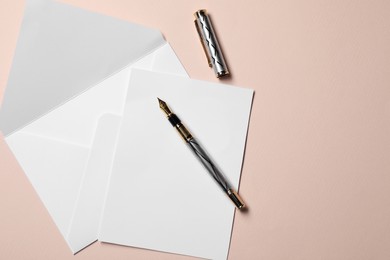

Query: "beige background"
(1, 0), (390, 259)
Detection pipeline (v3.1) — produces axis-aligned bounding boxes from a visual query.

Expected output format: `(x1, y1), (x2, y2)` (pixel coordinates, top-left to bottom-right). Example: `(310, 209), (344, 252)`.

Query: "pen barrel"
(187, 138), (229, 191)
(194, 10), (229, 78)
(187, 138), (245, 209)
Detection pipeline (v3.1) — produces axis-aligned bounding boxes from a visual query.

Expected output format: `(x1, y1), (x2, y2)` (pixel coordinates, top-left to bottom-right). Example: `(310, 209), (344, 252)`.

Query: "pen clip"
(194, 20), (212, 67)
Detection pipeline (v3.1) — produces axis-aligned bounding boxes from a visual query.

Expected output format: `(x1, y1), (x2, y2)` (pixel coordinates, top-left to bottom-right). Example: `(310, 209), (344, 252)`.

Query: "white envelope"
(0, 0), (187, 253)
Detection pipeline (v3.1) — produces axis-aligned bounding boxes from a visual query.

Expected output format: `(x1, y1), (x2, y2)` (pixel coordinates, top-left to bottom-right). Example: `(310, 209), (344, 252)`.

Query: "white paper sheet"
(99, 70), (253, 260)
(1, 0), (188, 253)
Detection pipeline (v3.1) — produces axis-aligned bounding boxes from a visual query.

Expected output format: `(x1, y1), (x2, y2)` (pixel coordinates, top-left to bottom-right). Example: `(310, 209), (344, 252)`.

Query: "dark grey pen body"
(158, 98), (245, 209)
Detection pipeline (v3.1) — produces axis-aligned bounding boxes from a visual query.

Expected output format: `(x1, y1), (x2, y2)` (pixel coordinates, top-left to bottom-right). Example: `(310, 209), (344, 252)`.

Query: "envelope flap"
(0, 0), (165, 136)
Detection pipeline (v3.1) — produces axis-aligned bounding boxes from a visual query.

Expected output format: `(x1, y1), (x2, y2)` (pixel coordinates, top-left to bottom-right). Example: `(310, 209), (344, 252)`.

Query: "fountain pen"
(158, 98), (245, 209)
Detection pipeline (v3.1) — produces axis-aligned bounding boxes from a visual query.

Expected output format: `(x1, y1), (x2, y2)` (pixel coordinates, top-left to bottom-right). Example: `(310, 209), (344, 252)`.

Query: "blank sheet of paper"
(99, 70), (253, 260)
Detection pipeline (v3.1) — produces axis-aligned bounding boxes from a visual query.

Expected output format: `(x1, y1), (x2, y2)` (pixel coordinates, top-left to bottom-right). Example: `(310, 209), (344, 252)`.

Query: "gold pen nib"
(158, 97), (172, 116)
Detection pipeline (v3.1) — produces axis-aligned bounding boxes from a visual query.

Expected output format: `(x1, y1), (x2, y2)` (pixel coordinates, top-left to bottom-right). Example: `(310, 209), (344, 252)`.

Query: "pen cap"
(194, 9), (229, 78)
